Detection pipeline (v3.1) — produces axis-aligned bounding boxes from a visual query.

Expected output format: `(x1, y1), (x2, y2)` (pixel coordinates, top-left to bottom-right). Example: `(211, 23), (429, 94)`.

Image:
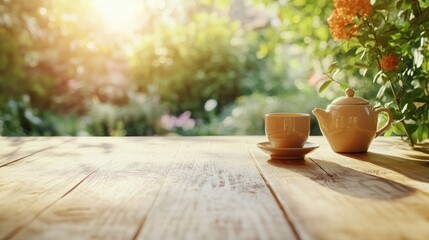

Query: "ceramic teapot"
(312, 88), (392, 153)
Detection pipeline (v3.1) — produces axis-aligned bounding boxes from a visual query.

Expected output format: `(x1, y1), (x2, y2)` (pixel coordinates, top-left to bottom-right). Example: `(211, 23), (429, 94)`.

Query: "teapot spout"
(312, 108), (329, 126)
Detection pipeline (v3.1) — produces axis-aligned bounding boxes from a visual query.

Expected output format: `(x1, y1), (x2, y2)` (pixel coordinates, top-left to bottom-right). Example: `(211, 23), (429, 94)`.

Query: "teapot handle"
(375, 108), (393, 137)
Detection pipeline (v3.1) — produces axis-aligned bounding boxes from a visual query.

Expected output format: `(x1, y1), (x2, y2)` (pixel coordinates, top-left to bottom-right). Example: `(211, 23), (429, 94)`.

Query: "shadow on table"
(268, 158), (416, 200)
(411, 142), (429, 156)
(345, 151), (429, 183)
(77, 142), (115, 154)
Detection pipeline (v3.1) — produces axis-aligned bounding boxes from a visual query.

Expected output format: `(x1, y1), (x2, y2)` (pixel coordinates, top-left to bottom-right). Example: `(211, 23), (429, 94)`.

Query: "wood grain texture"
(5, 137), (179, 240)
(136, 137), (296, 240)
(0, 137), (69, 167)
(0, 137), (112, 239)
(1, 137), (296, 240)
(249, 136), (429, 240)
(1, 136), (428, 240)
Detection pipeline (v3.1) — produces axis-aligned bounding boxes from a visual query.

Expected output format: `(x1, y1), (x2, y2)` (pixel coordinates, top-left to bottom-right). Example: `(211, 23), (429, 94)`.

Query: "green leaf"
(373, 70), (383, 83)
(371, 13), (384, 27)
(401, 103), (409, 114)
(415, 124), (429, 142)
(384, 125), (394, 137)
(342, 64), (352, 70)
(376, 85), (386, 99)
(392, 122), (407, 135)
(331, 69), (340, 78)
(396, 0), (404, 9)
(342, 42), (351, 53)
(411, 88), (424, 98)
(339, 82), (349, 91)
(327, 62), (338, 74)
(355, 62), (369, 68)
(319, 80), (333, 93)
(421, 124), (429, 141)
(415, 96), (429, 103)
(355, 47), (366, 55)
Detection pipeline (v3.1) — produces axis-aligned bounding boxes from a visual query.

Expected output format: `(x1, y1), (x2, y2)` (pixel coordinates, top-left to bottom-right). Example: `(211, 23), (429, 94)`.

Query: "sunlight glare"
(92, 0), (141, 32)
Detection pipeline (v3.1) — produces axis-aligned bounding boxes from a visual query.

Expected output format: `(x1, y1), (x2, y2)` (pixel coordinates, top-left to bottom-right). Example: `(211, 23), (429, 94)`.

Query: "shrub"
(131, 13), (245, 119)
(85, 93), (165, 136)
(0, 96), (80, 136)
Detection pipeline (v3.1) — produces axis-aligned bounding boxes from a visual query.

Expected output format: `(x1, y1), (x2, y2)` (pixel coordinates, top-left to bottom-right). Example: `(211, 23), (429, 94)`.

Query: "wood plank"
(368, 137), (429, 161)
(2, 137), (181, 240)
(309, 137), (429, 193)
(249, 136), (429, 240)
(0, 137), (70, 167)
(0, 137), (110, 239)
(136, 137), (297, 240)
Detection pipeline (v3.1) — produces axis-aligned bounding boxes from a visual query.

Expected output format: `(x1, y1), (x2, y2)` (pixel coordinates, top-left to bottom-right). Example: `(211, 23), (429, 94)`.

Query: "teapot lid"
(332, 88), (369, 105)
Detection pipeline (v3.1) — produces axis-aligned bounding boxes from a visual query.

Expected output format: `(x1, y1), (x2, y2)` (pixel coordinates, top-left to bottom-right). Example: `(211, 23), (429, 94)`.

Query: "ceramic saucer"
(257, 142), (320, 160)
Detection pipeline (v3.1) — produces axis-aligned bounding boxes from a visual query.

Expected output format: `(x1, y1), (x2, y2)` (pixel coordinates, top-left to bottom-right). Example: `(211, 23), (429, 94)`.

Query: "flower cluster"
(334, 0), (372, 17)
(328, 0), (372, 40)
(380, 54), (398, 71)
(160, 111), (195, 131)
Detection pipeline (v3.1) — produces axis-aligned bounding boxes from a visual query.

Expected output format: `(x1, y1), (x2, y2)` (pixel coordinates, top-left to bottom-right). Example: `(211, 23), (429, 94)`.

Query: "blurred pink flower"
(160, 114), (175, 130)
(160, 110), (195, 131)
(181, 118), (195, 130)
(176, 111), (192, 127)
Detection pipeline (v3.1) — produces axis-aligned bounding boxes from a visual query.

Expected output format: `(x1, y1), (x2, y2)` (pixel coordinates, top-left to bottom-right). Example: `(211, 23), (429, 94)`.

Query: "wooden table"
(1, 136), (429, 240)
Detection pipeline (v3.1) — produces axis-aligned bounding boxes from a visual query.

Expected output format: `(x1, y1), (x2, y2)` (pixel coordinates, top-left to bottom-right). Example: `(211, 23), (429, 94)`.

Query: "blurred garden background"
(0, 0), (387, 136)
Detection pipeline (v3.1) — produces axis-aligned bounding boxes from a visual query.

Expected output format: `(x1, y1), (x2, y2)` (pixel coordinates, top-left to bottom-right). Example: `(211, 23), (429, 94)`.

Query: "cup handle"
(375, 108), (393, 137)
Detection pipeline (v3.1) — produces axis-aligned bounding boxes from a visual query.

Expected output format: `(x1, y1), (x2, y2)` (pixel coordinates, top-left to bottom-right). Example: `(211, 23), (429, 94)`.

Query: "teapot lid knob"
(332, 88), (369, 105)
(345, 88), (355, 97)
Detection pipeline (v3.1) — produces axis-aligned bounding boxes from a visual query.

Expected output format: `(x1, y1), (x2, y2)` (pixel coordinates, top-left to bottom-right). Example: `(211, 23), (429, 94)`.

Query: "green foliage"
(85, 93), (165, 136)
(0, 96), (80, 136)
(2, 0), (381, 138)
(0, 0), (133, 112)
(239, 30), (290, 96)
(131, 13), (244, 119)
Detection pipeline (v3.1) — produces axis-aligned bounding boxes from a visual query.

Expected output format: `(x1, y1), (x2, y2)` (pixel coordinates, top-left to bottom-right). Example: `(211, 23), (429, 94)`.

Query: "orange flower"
(328, 9), (358, 40)
(334, 0), (372, 17)
(380, 54), (398, 71)
(328, 0), (372, 40)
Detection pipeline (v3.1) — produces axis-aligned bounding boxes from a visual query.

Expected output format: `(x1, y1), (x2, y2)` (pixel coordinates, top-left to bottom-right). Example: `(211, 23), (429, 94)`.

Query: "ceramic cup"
(265, 113), (310, 148)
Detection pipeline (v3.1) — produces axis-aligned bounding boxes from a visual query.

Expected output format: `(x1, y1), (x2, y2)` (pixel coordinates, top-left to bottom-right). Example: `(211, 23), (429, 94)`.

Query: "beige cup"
(265, 113), (310, 148)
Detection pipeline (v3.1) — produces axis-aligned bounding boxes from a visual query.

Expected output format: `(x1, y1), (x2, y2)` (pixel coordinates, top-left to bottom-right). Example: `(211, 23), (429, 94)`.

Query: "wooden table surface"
(1, 136), (429, 240)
